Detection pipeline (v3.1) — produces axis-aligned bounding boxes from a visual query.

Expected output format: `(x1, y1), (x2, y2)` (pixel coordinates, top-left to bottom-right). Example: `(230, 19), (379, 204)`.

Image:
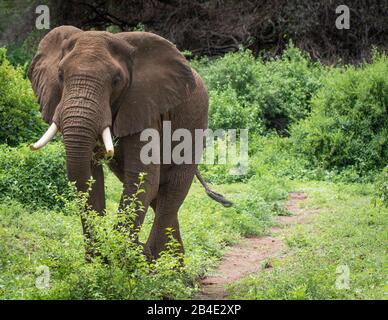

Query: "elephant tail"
(195, 170), (233, 207)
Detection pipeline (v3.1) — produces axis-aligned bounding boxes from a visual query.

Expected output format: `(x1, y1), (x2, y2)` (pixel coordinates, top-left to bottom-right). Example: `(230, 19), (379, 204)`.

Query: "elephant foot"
(143, 242), (185, 268)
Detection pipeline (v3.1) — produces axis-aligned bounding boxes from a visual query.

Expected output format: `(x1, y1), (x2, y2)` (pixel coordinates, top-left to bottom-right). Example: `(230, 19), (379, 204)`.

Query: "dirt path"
(198, 191), (317, 299)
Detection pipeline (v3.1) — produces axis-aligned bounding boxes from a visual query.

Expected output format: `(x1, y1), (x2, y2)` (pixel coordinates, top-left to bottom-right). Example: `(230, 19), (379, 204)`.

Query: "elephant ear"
(113, 32), (196, 137)
(28, 26), (82, 124)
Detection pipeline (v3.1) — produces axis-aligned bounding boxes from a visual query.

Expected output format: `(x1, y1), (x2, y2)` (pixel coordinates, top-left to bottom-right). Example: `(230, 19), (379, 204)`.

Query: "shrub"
(0, 203), (193, 300)
(208, 87), (260, 131)
(0, 47), (45, 146)
(0, 176), (195, 300)
(291, 52), (388, 173)
(253, 44), (324, 133)
(199, 48), (260, 103)
(5, 30), (45, 67)
(0, 142), (70, 209)
(195, 43), (324, 134)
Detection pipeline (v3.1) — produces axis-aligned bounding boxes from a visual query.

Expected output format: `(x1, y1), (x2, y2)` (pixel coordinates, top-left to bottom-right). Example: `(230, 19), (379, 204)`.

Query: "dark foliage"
(46, 0), (388, 63)
(1, 0), (387, 64)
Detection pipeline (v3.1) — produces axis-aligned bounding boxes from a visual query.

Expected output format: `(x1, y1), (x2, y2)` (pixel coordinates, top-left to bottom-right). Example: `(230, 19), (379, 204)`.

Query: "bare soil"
(198, 191), (318, 299)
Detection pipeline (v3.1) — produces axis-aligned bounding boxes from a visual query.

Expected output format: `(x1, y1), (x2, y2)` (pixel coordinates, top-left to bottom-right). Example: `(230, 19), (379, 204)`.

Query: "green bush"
(291, 52), (388, 173)
(0, 197), (194, 300)
(254, 45), (324, 133)
(0, 142), (70, 209)
(0, 47), (46, 146)
(208, 87), (260, 132)
(5, 30), (45, 67)
(199, 49), (259, 103)
(248, 133), (377, 183)
(195, 43), (324, 133)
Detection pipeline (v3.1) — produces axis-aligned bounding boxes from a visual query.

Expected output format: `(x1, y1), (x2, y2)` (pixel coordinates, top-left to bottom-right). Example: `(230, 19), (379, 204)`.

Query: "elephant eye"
(112, 74), (121, 87)
(58, 70), (64, 82)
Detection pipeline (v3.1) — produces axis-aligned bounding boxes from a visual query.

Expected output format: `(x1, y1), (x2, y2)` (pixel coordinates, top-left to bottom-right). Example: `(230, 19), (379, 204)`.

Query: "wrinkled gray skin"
(29, 26), (225, 260)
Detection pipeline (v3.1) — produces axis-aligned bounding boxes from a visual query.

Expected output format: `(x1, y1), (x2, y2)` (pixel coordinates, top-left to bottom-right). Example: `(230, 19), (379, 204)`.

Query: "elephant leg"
(146, 165), (196, 260)
(118, 181), (150, 233)
(81, 161), (106, 261)
(114, 133), (160, 234)
(118, 169), (158, 260)
(89, 162), (106, 215)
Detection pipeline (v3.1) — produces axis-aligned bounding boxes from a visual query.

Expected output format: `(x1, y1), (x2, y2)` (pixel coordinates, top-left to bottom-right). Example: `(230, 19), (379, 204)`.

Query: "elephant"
(28, 26), (232, 260)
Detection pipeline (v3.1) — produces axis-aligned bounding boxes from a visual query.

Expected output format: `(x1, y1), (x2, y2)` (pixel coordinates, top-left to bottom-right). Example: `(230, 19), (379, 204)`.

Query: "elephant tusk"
(30, 123), (58, 151)
(102, 127), (114, 157)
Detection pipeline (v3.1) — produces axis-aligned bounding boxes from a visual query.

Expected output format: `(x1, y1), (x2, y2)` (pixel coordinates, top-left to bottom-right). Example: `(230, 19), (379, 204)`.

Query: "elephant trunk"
(60, 80), (102, 192)
(62, 117), (96, 192)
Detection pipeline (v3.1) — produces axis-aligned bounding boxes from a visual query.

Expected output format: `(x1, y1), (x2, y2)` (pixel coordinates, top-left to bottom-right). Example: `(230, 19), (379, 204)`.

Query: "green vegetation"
(0, 48), (45, 146)
(0, 143), (69, 209)
(5, 30), (46, 68)
(0, 168), (286, 299)
(0, 41), (387, 299)
(291, 52), (388, 173)
(194, 44), (325, 133)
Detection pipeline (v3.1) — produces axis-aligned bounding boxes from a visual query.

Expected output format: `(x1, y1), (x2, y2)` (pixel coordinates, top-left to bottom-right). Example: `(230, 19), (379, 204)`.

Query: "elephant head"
(28, 26), (196, 192)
